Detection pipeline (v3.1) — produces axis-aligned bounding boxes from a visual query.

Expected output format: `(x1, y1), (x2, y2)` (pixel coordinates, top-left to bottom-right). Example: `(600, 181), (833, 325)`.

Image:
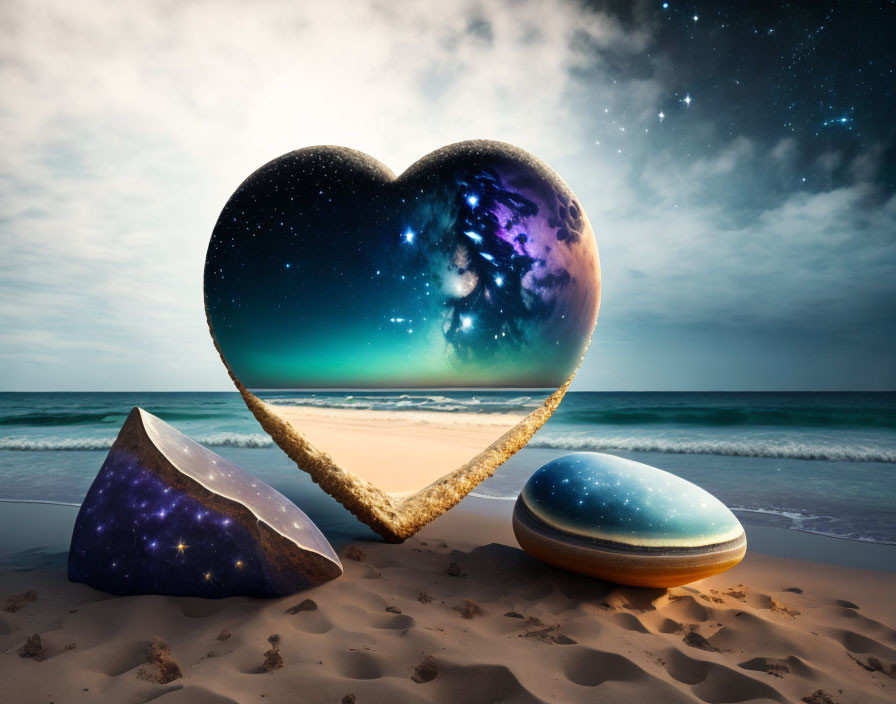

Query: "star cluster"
(68, 409), (340, 597)
(594, 2), (895, 192)
(68, 447), (277, 596)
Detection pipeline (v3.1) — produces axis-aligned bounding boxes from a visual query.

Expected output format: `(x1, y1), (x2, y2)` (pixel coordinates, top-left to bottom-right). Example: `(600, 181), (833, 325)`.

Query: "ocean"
(1, 391), (894, 545)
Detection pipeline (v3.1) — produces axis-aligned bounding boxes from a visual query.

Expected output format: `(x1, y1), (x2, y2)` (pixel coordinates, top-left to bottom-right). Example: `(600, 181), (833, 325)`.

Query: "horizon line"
(1, 389), (894, 394)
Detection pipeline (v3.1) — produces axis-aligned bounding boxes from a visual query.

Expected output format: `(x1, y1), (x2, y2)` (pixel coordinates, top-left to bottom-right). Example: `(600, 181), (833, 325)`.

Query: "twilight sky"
(1, 0), (894, 391)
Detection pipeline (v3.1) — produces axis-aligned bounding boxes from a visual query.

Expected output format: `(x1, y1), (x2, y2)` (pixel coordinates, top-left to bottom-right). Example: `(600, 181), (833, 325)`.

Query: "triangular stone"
(68, 408), (341, 597)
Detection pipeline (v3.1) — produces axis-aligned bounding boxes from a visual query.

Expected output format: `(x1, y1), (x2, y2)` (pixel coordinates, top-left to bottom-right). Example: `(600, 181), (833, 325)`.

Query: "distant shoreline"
(2, 389), (896, 393)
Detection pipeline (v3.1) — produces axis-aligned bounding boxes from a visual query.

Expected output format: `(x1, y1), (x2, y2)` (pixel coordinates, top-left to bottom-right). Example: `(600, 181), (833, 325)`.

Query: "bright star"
(285, 263), (291, 268)
(683, 93), (692, 107)
(402, 228), (415, 243)
(466, 195), (478, 207)
(693, 14), (698, 21)
(464, 230), (483, 244)
(662, 2), (669, 7)
(658, 111), (665, 122)
(494, 275), (504, 287)
(461, 316), (473, 330)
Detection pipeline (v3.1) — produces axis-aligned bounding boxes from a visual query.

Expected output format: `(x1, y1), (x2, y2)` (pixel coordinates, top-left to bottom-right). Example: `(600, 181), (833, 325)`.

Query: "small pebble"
(285, 599), (318, 614)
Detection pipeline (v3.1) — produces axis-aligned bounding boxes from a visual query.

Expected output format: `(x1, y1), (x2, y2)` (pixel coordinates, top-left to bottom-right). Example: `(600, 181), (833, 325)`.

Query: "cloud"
(2, 0), (643, 389)
(0, 0), (893, 390)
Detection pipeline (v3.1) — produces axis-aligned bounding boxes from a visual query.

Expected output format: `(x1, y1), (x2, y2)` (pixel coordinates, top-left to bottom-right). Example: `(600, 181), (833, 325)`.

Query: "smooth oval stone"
(513, 452), (746, 587)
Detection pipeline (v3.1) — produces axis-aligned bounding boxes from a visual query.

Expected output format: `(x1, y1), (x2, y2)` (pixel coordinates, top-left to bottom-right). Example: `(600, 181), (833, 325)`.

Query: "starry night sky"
(589, 2), (894, 178)
(205, 142), (600, 389)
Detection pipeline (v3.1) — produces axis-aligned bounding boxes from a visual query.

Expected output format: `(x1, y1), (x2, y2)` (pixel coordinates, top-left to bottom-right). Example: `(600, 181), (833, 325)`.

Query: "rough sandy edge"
(230, 363), (577, 542)
(207, 313), (583, 541)
(206, 303), (580, 542)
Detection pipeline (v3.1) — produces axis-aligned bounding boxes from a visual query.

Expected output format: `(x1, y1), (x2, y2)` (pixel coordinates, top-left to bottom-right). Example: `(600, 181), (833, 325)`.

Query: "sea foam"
(528, 433), (896, 463)
(0, 433), (274, 451)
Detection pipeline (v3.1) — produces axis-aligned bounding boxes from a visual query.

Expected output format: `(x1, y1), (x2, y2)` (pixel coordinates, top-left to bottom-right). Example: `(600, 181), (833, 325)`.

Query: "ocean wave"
(730, 507), (896, 545)
(528, 433), (896, 463)
(263, 394), (540, 414)
(0, 433), (274, 451)
(0, 410), (238, 427)
(562, 406), (896, 428)
(469, 491), (518, 501)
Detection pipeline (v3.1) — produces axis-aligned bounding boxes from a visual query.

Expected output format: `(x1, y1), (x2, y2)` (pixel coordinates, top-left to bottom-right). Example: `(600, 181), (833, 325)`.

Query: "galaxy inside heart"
(204, 142), (600, 388)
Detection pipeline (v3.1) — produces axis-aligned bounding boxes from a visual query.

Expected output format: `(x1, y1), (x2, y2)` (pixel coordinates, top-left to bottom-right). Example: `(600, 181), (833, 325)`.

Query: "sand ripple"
(1, 533), (894, 703)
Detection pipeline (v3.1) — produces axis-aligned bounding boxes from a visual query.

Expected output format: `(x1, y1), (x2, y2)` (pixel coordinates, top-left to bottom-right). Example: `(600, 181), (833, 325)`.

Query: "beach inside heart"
(255, 394), (535, 496)
(204, 140), (600, 538)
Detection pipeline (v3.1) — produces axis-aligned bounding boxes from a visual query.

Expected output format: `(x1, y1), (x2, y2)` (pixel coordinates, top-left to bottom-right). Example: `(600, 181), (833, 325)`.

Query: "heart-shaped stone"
(204, 140), (600, 541)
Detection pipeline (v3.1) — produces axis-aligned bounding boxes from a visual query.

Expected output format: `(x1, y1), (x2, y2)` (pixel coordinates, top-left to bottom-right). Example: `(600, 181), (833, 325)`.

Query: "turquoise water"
(0, 391), (894, 543)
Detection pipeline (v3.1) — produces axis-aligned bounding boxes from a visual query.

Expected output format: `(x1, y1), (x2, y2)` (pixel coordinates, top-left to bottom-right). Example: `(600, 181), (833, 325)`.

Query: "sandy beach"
(263, 404), (530, 495)
(1, 500), (894, 704)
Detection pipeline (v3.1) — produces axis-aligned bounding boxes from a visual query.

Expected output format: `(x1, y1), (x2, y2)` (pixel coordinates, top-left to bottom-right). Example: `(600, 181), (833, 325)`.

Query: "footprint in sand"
(562, 649), (644, 687)
(682, 631), (718, 652)
(663, 648), (788, 703)
(739, 655), (813, 679)
(835, 599), (859, 609)
(4, 590), (38, 613)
